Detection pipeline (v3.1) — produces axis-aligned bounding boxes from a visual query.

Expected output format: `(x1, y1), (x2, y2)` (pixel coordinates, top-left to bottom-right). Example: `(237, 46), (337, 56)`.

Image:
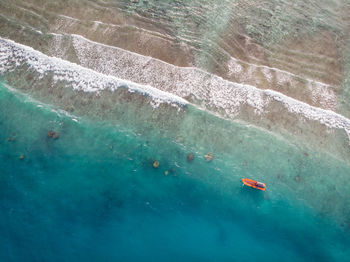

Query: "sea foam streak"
(68, 35), (350, 140)
(68, 34), (338, 111)
(0, 38), (188, 107)
(1, 36), (350, 142)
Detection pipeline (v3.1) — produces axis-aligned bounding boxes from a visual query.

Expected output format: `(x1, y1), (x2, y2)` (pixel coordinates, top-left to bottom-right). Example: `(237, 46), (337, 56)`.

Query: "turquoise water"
(1, 82), (350, 262)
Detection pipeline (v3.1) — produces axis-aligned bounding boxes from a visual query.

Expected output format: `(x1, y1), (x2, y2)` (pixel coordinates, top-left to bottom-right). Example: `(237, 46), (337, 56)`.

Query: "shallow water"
(1, 0), (350, 261)
(1, 81), (350, 261)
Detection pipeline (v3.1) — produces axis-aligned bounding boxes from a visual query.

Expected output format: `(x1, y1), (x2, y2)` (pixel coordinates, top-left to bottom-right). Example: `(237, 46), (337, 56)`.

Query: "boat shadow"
(239, 185), (266, 205)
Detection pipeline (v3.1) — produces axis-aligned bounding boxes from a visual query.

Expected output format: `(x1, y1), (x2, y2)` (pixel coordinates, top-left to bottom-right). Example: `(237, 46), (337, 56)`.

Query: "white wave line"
(71, 33), (334, 90)
(264, 89), (350, 136)
(1, 36), (350, 143)
(57, 13), (174, 41)
(66, 33), (350, 140)
(0, 37), (188, 107)
(57, 14), (80, 22)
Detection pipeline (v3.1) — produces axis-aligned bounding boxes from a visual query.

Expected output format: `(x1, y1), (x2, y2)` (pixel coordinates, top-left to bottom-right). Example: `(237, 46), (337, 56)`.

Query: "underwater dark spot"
(204, 152), (213, 162)
(7, 136), (16, 142)
(152, 161), (159, 168)
(186, 153), (194, 162)
(48, 131), (59, 140)
(47, 131), (54, 138)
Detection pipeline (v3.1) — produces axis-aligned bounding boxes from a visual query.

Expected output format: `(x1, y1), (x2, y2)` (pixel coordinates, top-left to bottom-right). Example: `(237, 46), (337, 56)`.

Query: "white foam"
(265, 89), (350, 135)
(227, 58), (243, 75)
(58, 14), (80, 22)
(0, 37), (188, 107)
(67, 34), (350, 140)
(1, 36), (350, 142)
(276, 70), (293, 85)
(261, 67), (273, 82)
(225, 53), (338, 111)
(70, 34), (268, 115)
(307, 81), (338, 110)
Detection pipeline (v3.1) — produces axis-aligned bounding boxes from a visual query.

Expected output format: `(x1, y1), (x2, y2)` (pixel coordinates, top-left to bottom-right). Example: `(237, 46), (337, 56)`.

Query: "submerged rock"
(204, 152), (213, 162)
(186, 153), (194, 162)
(48, 131), (59, 140)
(166, 168), (177, 176)
(152, 161), (160, 168)
(47, 131), (54, 138)
(7, 132), (17, 142)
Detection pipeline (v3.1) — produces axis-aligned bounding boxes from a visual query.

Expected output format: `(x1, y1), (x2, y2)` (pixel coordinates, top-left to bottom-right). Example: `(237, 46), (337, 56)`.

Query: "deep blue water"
(1, 82), (350, 262)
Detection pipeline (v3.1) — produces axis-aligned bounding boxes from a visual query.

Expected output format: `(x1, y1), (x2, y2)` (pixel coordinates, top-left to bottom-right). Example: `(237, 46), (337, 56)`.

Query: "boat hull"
(241, 178), (266, 191)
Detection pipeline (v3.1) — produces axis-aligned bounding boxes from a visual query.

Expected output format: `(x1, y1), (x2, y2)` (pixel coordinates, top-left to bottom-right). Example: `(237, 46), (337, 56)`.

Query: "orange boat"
(241, 178), (266, 191)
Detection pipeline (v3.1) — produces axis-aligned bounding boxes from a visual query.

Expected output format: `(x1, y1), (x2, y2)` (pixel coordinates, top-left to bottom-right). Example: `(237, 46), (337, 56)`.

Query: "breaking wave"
(1, 36), (349, 142)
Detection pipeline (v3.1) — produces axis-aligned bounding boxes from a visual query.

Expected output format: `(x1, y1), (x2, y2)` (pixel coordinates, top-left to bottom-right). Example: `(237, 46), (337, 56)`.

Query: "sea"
(0, 79), (350, 261)
(1, 0), (350, 261)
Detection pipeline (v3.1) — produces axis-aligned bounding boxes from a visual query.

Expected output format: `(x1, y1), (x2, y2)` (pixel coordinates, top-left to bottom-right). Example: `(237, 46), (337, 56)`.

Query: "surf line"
(1, 36), (350, 143)
(66, 34), (350, 136)
(0, 37), (188, 108)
